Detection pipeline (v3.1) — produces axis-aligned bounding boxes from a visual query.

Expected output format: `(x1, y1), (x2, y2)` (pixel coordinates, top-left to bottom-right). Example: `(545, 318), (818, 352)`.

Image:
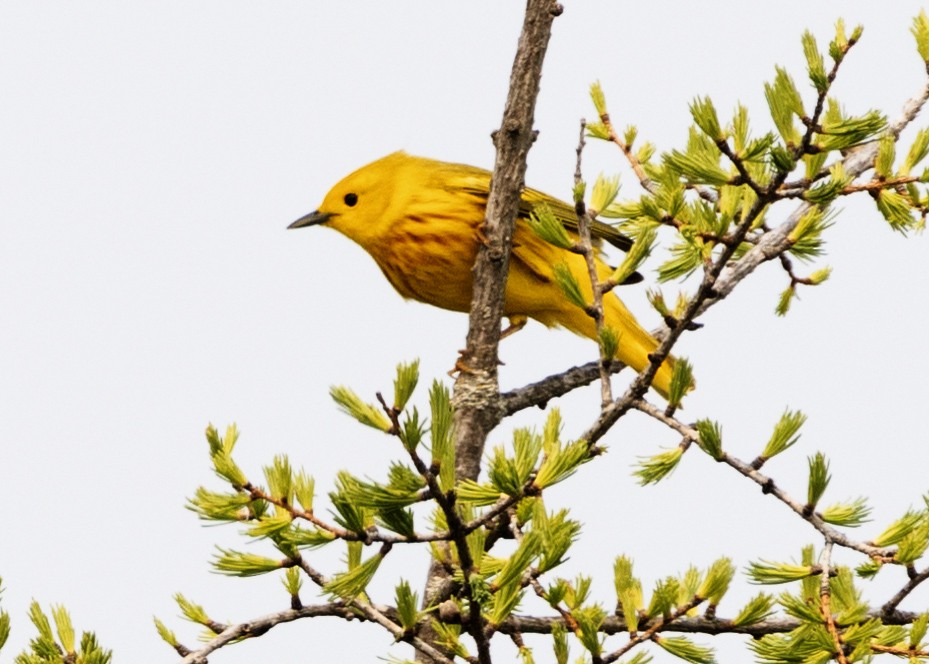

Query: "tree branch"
(418, 3), (563, 662)
(500, 359), (618, 415)
(452, 0), (562, 481)
(631, 399), (894, 560)
(697, 79), (929, 316)
(489, 608), (921, 637)
(177, 599), (455, 664)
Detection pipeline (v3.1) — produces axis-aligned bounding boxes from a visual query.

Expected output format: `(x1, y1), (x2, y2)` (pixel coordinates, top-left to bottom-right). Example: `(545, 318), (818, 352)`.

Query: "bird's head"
(288, 151), (412, 249)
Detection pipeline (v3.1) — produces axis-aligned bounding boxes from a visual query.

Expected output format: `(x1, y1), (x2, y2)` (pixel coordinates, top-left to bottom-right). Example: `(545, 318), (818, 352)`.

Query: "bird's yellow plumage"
(290, 152), (678, 397)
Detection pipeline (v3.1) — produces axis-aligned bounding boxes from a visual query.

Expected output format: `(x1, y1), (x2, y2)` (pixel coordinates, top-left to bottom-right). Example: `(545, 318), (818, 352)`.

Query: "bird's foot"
(500, 315), (527, 340)
(448, 351), (505, 377)
(449, 354), (477, 377)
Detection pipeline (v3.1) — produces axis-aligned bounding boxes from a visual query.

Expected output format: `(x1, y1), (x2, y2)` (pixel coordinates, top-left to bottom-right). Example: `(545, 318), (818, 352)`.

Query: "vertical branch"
(452, 0), (563, 481)
(418, 2), (562, 663)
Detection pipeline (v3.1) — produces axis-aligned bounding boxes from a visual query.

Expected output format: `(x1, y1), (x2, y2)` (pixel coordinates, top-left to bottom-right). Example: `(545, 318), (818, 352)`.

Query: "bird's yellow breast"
(374, 218), (480, 311)
(361, 181), (486, 310)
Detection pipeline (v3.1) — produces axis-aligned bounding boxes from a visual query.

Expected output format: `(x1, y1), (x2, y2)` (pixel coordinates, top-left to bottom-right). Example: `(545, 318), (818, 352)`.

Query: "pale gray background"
(2, 2), (928, 662)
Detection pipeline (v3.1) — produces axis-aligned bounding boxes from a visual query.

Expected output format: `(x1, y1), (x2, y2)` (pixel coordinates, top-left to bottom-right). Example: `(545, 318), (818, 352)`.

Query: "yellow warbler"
(290, 152), (678, 397)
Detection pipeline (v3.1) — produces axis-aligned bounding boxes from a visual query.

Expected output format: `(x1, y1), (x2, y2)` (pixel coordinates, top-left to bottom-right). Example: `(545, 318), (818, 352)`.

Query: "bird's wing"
(518, 188), (642, 285)
(518, 187), (634, 252)
(452, 175), (642, 285)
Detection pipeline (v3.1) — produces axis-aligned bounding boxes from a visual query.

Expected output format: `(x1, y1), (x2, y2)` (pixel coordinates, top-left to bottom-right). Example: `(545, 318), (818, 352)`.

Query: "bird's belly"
(370, 220), (571, 319)
(374, 229), (478, 312)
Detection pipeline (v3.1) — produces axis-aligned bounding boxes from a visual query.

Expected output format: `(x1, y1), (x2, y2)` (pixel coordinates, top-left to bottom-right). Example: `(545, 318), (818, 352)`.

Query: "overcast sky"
(2, 2), (929, 662)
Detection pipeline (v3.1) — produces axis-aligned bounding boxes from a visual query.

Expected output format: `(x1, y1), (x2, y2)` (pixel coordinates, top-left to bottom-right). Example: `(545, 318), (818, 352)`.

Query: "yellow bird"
(289, 152), (678, 397)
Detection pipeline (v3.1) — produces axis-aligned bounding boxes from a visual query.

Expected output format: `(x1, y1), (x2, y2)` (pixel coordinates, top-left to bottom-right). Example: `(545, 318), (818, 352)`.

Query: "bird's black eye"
(344, 193), (358, 207)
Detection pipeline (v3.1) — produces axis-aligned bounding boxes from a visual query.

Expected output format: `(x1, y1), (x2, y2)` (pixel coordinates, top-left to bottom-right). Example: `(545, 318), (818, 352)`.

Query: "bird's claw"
(500, 315), (528, 340)
(448, 350), (506, 376)
(449, 354), (477, 377)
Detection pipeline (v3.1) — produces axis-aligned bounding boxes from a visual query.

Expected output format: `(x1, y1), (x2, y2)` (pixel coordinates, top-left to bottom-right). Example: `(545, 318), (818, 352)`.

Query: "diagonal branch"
(697, 79), (929, 315)
(881, 564), (929, 617)
(631, 399), (894, 560)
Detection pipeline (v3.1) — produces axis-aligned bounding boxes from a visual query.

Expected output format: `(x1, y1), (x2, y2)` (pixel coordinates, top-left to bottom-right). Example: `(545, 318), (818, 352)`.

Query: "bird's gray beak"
(288, 210), (333, 229)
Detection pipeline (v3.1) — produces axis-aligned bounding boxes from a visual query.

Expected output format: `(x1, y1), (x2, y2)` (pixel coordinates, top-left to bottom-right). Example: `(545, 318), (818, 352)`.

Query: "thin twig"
(716, 138), (767, 197)
(777, 174), (921, 198)
(574, 119), (614, 407)
(881, 564), (929, 617)
(630, 399), (893, 560)
(871, 643), (929, 658)
(818, 541), (849, 664)
(601, 597), (705, 664)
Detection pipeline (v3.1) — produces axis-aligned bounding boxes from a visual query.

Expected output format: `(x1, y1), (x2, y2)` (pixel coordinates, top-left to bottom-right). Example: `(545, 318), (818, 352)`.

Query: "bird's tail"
(552, 292), (678, 399)
(602, 294), (677, 398)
